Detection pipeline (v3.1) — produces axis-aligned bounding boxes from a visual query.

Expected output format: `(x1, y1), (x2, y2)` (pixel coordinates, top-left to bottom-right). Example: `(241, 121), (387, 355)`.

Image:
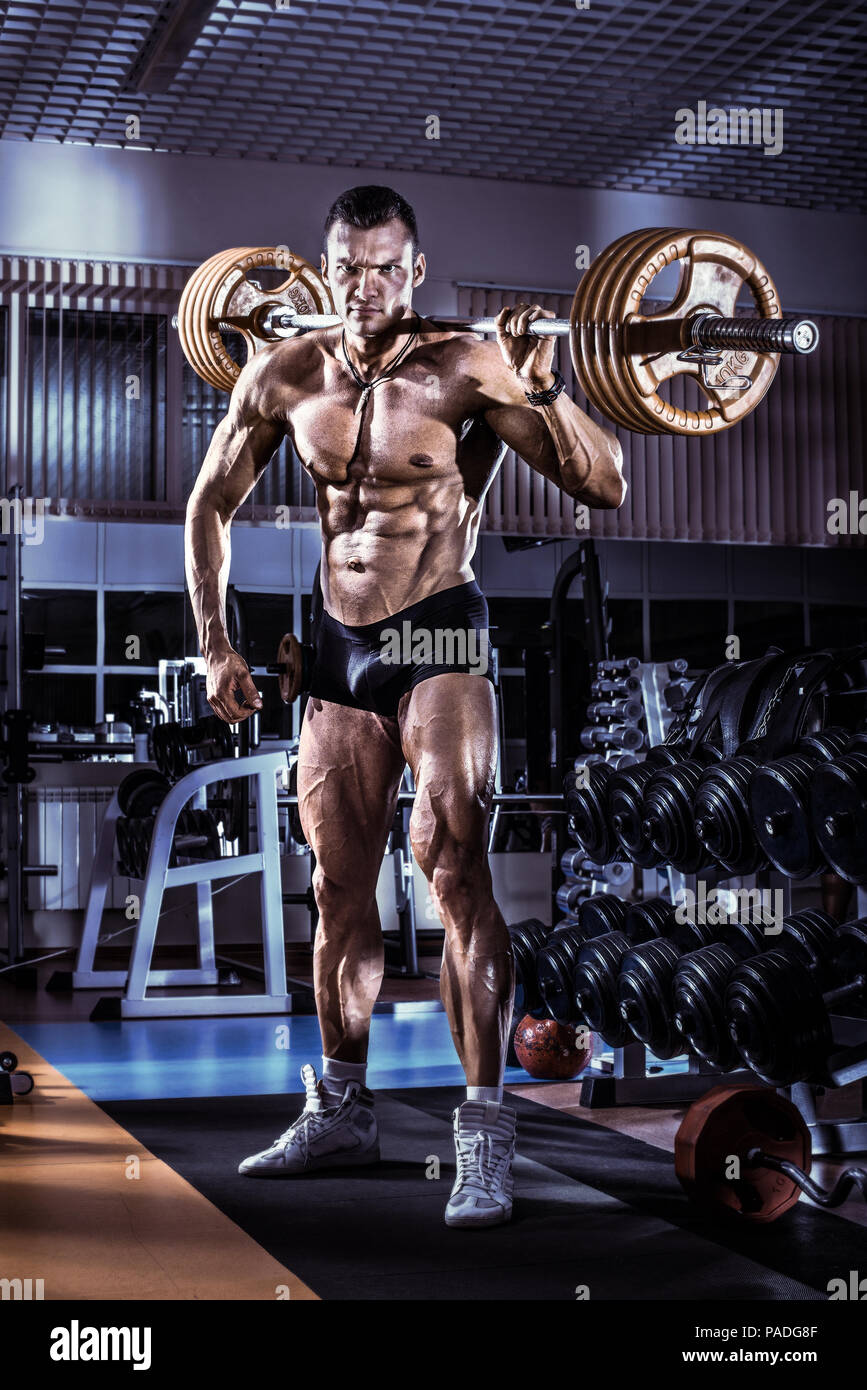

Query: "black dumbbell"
(566, 761), (618, 864)
(748, 727), (852, 878)
(725, 910), (850, 1084)
(536, 924), (587, 1023)
(622, 896), (679, 943)
(673, 921), (771, 1070)
(577, 893), (629, 939)
(0, 1050), (34, 1097)
(608, 748), (686, 868)
(506, 919), (550, 1066)
(574, 932), (635, 1047)
(640, 747), (723, 874)
(811, 747), (867, 886)
(617, 909), (761, 1061)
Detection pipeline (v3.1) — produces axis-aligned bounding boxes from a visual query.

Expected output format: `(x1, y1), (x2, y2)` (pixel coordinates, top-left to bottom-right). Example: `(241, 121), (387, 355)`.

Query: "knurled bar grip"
(689, 314), (819, 355)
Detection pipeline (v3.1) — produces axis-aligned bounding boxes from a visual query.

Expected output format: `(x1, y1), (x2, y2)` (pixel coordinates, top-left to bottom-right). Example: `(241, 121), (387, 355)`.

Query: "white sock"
(467, 1085), (503, 1108)
(321, 1056), (368, 1105)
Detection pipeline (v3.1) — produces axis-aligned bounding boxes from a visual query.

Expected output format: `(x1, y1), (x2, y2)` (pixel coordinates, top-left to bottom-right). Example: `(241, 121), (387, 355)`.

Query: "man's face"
(321, 218), (425, 337)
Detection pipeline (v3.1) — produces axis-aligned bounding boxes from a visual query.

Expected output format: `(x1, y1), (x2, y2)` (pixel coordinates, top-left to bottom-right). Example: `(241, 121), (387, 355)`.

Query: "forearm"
(184, 495), (234, 662)
(530, 374), (625, 507)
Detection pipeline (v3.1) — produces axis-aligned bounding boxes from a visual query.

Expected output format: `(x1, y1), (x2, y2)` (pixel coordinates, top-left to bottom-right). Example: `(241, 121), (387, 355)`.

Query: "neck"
(342, 310), (417, 374)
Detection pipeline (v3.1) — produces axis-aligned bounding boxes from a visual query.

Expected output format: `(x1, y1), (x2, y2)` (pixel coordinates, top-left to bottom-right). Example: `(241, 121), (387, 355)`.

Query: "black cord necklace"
(341, 319), (420, 416)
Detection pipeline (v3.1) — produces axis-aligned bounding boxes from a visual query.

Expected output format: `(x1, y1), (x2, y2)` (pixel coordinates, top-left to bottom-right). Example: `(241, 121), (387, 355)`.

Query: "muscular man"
(185, 186), (625, 1229)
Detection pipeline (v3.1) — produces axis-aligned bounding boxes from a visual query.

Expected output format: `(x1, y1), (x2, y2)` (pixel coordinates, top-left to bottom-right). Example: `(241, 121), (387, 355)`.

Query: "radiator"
(26, 787), (131, 911)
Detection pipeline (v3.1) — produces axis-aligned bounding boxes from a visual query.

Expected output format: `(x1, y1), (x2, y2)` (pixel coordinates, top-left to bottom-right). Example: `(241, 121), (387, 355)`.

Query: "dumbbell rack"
(559, 658), (686, 934)
(565, 656), (780, 1105)
(76, 750), (317, 1018)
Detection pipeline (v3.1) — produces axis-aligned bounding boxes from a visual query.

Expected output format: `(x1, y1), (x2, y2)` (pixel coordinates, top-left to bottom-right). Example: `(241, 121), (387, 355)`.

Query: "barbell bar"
(176, 230), (820, 434)
(257, 307), (818, 355)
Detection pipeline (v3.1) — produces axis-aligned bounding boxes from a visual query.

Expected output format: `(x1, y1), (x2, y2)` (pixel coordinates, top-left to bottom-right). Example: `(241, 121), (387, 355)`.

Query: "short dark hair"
(322, 185), (419, 261)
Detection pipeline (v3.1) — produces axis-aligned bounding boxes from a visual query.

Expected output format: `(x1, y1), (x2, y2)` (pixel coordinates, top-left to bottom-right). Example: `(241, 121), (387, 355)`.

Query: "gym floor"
(3, 949), (865, 1303)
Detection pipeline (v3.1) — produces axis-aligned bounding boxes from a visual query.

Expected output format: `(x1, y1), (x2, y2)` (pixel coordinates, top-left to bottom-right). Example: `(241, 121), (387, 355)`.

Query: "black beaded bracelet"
(524, 370), (566, 406)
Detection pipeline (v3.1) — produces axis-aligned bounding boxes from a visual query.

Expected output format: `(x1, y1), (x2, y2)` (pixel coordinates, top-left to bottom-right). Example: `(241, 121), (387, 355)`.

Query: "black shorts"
(307, 575), (495, 717)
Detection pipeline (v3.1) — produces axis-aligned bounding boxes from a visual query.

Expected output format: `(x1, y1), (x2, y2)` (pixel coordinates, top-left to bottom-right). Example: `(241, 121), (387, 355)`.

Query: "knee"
(312, 867), (364, 926)
(428, 847), (487, 919)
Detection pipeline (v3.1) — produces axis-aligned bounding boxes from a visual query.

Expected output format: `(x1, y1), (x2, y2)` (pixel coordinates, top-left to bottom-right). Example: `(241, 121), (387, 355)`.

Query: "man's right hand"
(206, 648), (263, 724)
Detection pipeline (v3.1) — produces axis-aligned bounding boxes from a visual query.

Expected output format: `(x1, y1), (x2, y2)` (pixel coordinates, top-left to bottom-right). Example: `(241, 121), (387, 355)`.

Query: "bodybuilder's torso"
(262, 327), (507, 625)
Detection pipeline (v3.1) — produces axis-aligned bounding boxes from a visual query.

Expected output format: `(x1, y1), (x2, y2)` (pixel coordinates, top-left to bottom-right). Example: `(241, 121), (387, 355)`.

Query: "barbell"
(176, 230), (819, 436)
(675, 1083), (867, 1224)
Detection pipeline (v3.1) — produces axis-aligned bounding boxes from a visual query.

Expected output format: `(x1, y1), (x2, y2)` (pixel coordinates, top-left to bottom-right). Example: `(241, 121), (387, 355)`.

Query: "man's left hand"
(495, 304), (557, 390)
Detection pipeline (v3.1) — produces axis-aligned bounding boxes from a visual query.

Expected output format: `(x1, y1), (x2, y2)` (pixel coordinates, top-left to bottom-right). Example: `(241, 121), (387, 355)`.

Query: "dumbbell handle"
(822, 976), (867, 1012)
(745, 1148), (867, 1209)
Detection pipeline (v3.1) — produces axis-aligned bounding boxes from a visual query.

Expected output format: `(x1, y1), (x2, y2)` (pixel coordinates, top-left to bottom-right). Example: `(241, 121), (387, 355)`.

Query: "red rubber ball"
(513, 1015), (593, 1079)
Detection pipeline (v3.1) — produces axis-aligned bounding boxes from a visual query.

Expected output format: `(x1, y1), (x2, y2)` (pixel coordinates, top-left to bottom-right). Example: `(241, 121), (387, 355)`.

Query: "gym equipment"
(177, 233), (817, 431)
(0, 1049), (34, 1101)
(152, 716), (234, 782)
(585, 699), (643, 725)
(622, 896), (677, 942)
(116, 768), (172, 819)
(509, 919), (550, 1016)
(577, 892), (629, 938)
(536, 923), (586, 1022)
(675, 1084), (867, 1224)
(565, 761), (617, 864)
(811, 749), (867, 885)
(513, 1015), (593, 1080)
(574, 932), (635, 1047)
(672, 921), (771, 1070)
(117, 806), (222, 881)
(507, 919), (550, 1067)
(285, 759), (307, 847)
(726, 921), (867, 1087)
(569, 228), (815, 435)
(555, 879), (594, 915)
(176, 245), (334, 391)
(748, 727), (851, 878)
(80, 749), (308, 1018)
(608, 747), (687, 868)
(617, 938), (687, 1059)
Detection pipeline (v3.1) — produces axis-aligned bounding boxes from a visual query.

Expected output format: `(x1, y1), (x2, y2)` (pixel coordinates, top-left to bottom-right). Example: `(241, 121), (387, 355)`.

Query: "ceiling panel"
(0, 0), (863, 210)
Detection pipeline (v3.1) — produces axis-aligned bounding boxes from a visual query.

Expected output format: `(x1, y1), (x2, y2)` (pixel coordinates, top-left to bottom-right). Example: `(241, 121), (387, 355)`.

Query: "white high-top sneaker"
(445, 1100), (517, 1228)
(238, 1063), (379, 1177)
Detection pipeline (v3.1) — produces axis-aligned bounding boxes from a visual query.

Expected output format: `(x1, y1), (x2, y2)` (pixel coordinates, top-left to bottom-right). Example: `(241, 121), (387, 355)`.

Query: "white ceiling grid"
(0, 0), (864, 209)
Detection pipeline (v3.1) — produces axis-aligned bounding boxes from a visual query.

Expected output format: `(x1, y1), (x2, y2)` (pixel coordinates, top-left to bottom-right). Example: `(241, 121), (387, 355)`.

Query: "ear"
(412, 252), (426, 289)
(320, 253), (329, 284)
